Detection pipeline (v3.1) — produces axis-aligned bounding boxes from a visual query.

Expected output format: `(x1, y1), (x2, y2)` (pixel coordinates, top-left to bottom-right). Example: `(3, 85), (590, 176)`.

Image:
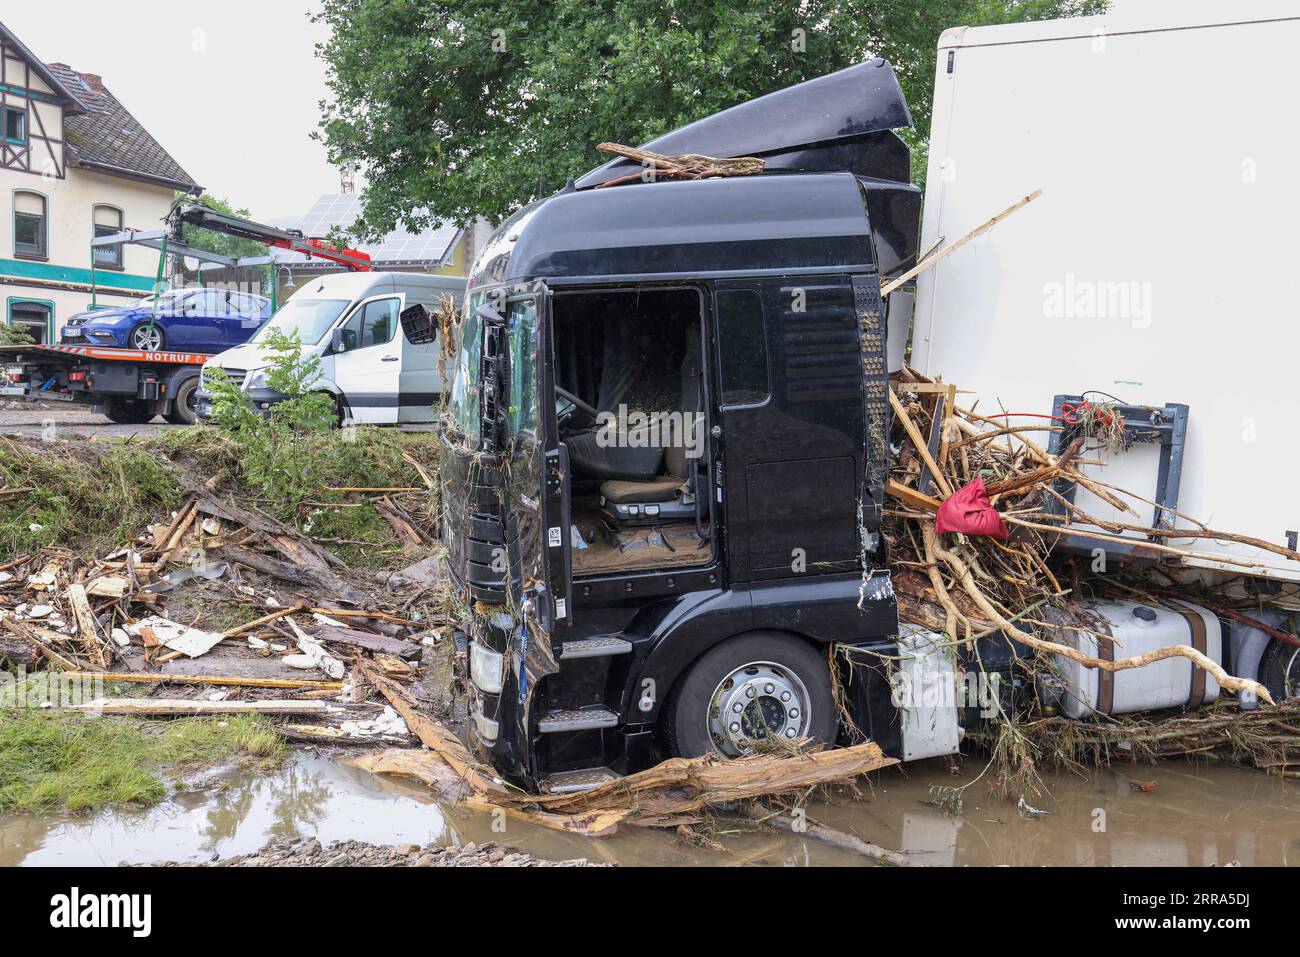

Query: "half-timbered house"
(0, 21), (199, 341)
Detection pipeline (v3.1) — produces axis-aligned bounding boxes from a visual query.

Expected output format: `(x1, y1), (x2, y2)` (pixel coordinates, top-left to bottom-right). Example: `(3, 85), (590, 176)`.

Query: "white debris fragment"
(26, 570), (56, 588)
(126, 615), (224, 658)
(0, 571), (13, 583)
(340, 705), (409, 738)
(110, 627), (131, 648)
(290, 633), (345, 679)
(247, 636), (269, 650)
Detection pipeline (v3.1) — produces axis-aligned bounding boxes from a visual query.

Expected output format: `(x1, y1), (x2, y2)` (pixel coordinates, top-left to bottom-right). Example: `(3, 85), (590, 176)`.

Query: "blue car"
(61, 288), (272, 353)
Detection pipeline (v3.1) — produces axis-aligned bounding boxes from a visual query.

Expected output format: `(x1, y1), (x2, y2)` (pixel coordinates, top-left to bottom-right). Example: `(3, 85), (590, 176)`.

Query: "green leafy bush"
(203, 327), (337, 513)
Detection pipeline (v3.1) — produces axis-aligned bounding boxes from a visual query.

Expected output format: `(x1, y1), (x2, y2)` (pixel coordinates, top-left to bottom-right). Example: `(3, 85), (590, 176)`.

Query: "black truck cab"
(439, 59), (934, 791)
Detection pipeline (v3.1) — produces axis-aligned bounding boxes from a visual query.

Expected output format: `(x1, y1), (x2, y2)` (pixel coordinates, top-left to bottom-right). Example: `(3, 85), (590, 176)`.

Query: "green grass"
(0, 427), (440, 568)
(0, 705), (285, 814)
(158, 425), (439, 568)
(0, 438), (180, 562)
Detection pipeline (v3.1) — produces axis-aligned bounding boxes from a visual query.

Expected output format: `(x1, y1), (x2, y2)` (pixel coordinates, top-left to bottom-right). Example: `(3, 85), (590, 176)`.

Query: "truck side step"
(538, 707), (619, 733)
(540, 766), (623, 793)
(559, 636), (633, 660)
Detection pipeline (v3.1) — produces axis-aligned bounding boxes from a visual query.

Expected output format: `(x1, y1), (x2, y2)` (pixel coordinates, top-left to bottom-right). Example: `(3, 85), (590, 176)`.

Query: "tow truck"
(0, 202), (371, 425)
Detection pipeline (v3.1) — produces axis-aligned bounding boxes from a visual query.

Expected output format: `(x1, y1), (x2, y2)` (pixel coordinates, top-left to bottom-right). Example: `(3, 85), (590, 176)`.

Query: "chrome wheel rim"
(133, 327), (162, 351)
(1284, 647), (1300, 700)
(707, 660), (811, 758)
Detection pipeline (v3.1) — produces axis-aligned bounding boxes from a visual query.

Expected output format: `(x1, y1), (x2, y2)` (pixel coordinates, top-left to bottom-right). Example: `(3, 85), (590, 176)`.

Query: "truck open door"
(508, 282), (572, 642)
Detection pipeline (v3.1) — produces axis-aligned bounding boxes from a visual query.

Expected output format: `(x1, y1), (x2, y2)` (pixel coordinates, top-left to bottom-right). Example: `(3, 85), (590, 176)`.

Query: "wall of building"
(0, 165), (176, 338)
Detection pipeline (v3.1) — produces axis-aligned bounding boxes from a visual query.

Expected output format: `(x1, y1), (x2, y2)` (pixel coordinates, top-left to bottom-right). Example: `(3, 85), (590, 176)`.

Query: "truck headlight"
(469, 640), (504, 694)
(244, 370), (267, 390)
(472, 701), (499, 743)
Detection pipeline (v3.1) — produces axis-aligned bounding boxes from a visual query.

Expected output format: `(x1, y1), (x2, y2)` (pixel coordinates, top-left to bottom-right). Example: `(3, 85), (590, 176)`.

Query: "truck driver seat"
(599, 326), (703, 527)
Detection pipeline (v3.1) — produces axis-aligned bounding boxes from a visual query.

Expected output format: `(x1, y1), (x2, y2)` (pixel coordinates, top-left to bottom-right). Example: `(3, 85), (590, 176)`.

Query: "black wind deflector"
(574, 58), (913, 189)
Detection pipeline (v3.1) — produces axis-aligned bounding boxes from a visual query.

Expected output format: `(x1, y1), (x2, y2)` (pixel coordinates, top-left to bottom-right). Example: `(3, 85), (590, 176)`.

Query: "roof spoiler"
(574, 58), (913, 189)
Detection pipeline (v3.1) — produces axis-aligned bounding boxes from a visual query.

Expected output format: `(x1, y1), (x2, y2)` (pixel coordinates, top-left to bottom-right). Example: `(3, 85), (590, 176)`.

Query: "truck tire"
(1260, 638), (1300, 703)
(165, 377), (200, 425)
(664, 631), (836, 759)
(104, 397), (155, 425)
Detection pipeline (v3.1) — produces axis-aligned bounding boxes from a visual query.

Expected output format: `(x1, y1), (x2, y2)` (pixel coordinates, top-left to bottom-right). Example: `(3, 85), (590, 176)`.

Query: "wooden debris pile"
(1013, 700), (1300, 778)
(884, 365), (1300, 720)
(0, 483), (450, 746)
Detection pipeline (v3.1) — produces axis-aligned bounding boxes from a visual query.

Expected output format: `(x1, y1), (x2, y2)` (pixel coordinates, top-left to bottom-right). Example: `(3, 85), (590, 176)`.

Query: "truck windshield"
(448, 291), (484, 441)
(251, 298), (350, 345)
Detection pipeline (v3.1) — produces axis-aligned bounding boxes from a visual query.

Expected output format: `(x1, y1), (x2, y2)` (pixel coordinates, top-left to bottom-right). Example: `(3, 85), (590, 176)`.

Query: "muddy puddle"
(3, 752), (1299, 866)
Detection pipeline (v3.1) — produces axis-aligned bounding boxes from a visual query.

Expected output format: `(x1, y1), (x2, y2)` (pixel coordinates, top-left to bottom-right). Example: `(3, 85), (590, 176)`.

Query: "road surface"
(0, 401), (174, 438)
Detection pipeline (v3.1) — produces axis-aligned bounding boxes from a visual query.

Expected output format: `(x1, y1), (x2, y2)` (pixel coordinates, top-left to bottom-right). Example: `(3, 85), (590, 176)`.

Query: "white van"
(196, 271), (465, 425)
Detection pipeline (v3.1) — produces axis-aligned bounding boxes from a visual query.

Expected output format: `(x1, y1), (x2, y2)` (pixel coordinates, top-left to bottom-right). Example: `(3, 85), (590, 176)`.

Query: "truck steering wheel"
(555, 386), (598, 428)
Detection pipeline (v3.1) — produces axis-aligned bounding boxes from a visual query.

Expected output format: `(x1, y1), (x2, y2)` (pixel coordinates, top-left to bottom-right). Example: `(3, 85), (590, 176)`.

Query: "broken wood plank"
(358, 661), (508, 798)
(311, 608), (424, 627)
(221, 544), (368, 606)
(66, 583), (108, 669)
(888, 389), (953, 497)
(738, 803), (919, 866)
(322, 486), (422, 494)
(880, 189), (1041, 297)
(69, 698), (329, 716)
(59, 671), (343, 691)
(312, 623), (420, 657)
(221, 604), (304, 638)
(0, 631), (38, 668)
(886, 479), (942, 513)
(280, 723), (405, 746)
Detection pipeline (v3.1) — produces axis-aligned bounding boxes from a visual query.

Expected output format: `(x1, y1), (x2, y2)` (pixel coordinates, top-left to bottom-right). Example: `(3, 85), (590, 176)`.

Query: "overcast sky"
(5, 0), (337, 223)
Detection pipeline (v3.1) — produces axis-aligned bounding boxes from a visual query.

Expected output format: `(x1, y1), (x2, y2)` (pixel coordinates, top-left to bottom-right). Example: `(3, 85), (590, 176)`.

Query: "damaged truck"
(436, 60), (947, 791)
(439, 5), (1300, 793)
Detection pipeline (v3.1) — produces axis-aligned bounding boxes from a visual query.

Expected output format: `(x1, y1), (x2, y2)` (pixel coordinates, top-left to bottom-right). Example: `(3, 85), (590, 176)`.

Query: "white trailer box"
(911, 1), (1300, 581)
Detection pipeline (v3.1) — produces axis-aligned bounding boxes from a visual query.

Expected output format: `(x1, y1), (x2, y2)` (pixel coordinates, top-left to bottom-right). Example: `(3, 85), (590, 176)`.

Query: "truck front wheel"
(665, 632), (837, 759)
(103, 397), (156, 425)
(165, 377), (200, 425)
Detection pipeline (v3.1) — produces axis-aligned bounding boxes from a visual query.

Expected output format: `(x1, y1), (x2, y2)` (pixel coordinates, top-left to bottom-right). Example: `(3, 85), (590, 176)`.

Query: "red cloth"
(935, 478), (1009, 540)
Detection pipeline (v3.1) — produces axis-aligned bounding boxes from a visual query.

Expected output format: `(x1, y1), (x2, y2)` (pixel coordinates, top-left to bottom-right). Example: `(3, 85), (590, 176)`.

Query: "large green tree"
(314, 0), (1103, 237)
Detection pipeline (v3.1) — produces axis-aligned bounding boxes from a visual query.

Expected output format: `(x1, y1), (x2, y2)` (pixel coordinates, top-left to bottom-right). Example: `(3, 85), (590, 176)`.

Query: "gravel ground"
(152, 837), (608, 867)
(0, 401), (174, 438)
(0, 402), (440, 438)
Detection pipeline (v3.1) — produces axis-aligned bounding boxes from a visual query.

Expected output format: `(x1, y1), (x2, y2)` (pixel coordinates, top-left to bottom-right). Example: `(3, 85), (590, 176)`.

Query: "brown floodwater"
(4, 751), (1300, 867)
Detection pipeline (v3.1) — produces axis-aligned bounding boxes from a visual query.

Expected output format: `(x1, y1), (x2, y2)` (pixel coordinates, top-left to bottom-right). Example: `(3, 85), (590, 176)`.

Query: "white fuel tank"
(1056, 600), (1221, 719)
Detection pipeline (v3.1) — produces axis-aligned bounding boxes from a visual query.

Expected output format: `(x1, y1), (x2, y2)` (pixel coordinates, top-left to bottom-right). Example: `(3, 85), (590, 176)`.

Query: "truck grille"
(203, 366), (246, 388)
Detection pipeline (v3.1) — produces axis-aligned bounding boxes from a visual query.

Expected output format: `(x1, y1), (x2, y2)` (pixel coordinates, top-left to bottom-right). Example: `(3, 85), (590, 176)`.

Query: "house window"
(13, 191), (47, 259)
(8, 299), (53, 345)
(2, 107), (25, 145)
(92, 205), (124, 269)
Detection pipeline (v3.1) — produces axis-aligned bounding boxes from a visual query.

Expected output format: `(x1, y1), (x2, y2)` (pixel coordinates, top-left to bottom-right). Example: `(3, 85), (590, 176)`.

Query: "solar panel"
(270, 194), (461, 267)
